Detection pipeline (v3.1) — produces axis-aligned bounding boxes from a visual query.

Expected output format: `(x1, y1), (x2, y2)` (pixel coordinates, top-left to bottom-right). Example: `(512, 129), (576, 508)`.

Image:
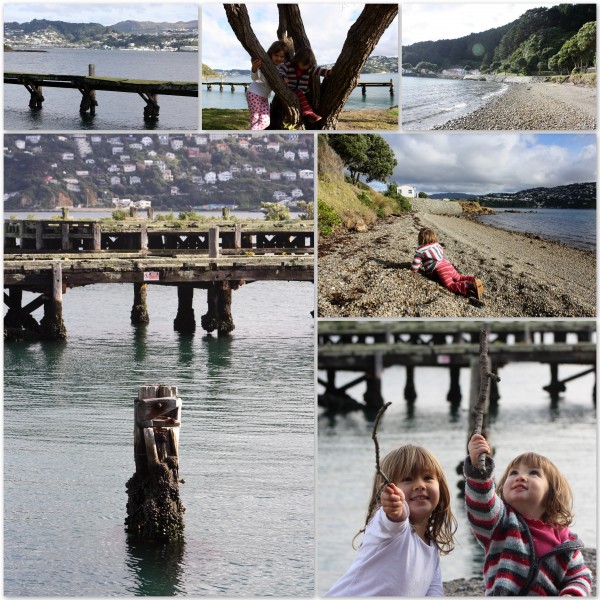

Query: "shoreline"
(434, 80), (596, 130)
(317, 211), (596, 318)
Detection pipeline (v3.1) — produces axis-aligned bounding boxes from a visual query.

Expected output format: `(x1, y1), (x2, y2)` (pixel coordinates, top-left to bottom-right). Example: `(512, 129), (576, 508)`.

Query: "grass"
(201, 107), (399, 131)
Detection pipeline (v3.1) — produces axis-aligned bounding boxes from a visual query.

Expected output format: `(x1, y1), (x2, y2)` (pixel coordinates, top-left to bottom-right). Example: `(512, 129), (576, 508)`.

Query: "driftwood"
(474, 330), (501, 470)
(372, 401), (392, 485)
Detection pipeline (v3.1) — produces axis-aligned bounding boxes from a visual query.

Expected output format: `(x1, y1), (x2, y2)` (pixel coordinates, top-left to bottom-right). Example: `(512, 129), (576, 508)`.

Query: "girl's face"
(297, 60), (310, 71)
(270, 50), (286, 65)
(502, 462), (549, 520)
(397, 471), (440, 527)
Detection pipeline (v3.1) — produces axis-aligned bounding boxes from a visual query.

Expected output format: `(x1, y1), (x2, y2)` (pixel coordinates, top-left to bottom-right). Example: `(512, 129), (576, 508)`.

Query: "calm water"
(477, 208), (596, 250)
(318, 341), (597, 594)
(202, 73), (398, 111)
(5, 210), (269, 221)
(4, 48), (199, 130)
(4, 281), (315, 595)
(401, 76), (508, 130)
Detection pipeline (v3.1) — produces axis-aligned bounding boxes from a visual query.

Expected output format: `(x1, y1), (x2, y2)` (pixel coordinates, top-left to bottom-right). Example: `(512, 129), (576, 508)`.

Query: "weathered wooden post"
(40, 262), (67, 340)
(404, 365), (417, 402)
(174, 285), (196, 333)
(79, 64), (98, 116)
(234, 223), (242, 250)
(364, 353), (384, 410)
(61, 207), (70, 220)
(201, 282), (235, 336)
(131, 282), (150, 325)
(125, 385), (185, 541)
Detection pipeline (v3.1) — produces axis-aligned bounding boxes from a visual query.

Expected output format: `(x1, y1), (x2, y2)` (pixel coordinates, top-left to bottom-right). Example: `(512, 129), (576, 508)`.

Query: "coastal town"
(4, 133), (314, 211)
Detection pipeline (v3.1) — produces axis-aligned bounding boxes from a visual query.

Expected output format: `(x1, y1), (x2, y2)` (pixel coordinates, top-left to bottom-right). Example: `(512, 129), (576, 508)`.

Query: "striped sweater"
(464, 457), (592, 596)
(411, 242), (445, 274)
(277, 62), (331, 92)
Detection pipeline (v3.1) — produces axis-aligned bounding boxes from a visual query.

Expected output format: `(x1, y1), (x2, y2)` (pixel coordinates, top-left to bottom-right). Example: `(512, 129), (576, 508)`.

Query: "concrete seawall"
(411, 198), (463, 215)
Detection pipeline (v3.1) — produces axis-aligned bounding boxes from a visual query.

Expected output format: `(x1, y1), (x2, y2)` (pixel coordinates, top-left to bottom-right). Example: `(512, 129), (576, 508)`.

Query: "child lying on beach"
(465, 434), (592, 596)
(411, 227), (484, 299)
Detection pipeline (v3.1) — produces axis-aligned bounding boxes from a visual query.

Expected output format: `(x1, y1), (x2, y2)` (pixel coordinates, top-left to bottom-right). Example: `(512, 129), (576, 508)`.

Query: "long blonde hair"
(354, 444), (456, 555)
(496, 452), (574, 527)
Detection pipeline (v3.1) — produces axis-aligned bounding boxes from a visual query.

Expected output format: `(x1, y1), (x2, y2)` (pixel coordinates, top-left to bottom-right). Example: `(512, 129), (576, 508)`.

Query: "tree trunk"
(224, 3), (398, 130)
(314, 4), (398, 130)
(224, 4), (301, 125)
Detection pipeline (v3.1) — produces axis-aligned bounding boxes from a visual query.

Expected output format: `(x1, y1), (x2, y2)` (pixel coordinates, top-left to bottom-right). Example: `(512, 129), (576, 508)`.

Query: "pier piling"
(131, 282), (150, 325)
(39, 262), (67, 340)
(125, 384), (185, 542)
(201, 281), (235, 336)
(173, 285), (196, 333)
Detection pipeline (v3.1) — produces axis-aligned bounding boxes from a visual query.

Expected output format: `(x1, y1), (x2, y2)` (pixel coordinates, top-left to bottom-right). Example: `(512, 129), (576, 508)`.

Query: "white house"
(397, 184), (416, 198)
(299, 169), (313, 180)
(267, 141), (280, 152)
(129, 176), (141, 185)
(123, 164), (136, 173)
(282, 171), (297, 181)
(255, 167), (266, 175)
(273, 191), (287, 200)
(165, 152), (176, 160)
(291, 188), (303, 198)
(218, 171), (232, 182)
(129, 143), (143, 150)
(110, 176), (121, 186)
(162, 170), (174, 182)
(204, 171), (217, 184)
(170, 139), (184, 150)
(112, 146), (124, 155)
(61, 152), (75, 160)
(298, 150), (310, 160)
(284, 151), (295, 160)
(270, 172), (281, 180)
(141, 136), (154, 147)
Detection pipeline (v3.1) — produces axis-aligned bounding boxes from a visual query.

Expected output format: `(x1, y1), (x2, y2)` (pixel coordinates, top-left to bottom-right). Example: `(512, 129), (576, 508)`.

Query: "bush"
(156, 211), (176, 221)
(296, 201), (314, 220)
(318, 200), (342, 236)
(178, 210), (205, 221)
(112, 209), (128, 221)
(261, 202), (291, 221)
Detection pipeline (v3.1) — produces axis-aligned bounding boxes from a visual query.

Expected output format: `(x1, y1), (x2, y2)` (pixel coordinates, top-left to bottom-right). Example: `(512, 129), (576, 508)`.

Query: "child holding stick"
(465, 434), (592, 596)
(327, 444), (456, 596)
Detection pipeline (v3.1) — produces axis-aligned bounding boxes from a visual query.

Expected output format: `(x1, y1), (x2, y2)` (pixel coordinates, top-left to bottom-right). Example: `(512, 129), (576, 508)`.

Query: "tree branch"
(223, 4), (300, 124)
(474, 329), (501, 470)
(372, 401), (392, 485)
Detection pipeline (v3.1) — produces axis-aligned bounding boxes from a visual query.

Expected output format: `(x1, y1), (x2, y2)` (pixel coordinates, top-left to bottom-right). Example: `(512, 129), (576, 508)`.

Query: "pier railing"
(202, 79), (394, 96)
(5, 65), (198, 120)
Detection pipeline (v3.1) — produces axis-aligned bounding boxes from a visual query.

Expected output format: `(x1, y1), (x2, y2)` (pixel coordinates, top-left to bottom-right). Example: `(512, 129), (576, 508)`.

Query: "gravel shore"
(443, 548), (596, 596)
(317, 212), (596, 318)
(434, 82), (596, 130)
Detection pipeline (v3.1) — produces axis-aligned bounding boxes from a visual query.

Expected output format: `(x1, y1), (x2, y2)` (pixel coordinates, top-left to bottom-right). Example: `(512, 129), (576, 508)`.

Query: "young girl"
(411, 227), (484, 299)
(278, 46), (332, 123)
(466, 434), (592, 596)
(246, 41), (289, 130)
(327, 444), (456, 596)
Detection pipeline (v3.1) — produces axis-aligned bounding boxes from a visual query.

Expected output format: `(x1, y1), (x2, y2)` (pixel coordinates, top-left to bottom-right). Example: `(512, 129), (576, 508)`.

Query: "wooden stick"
(372, 401), (392, 485)
(474, 329), (501, 470)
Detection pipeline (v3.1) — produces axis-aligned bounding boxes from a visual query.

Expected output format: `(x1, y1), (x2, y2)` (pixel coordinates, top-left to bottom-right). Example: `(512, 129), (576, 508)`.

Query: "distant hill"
(402, 4), (596, 74)
(429, 192), (480, 200)
(209, 54), (398, 78)
(477, 182), (596, 209)
(111, 20), (198, 33)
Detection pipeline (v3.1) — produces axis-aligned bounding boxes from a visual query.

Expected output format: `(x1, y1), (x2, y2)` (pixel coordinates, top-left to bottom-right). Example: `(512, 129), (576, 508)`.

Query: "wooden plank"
(143, 428), (160, 467)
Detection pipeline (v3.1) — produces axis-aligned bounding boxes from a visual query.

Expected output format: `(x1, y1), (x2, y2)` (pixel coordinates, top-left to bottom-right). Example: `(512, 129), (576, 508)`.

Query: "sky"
(380, 133), (597, 195)
(3, 3), (199, 25)
(402, 3), (560, 47)
(202, 4), (399, 70)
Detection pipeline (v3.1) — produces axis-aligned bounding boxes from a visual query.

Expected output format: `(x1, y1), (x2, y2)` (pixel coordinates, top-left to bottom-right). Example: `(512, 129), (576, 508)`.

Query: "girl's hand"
(251, 58), (261, 72)
(381, 483), (406, 522)
(468, 434), (491, 466)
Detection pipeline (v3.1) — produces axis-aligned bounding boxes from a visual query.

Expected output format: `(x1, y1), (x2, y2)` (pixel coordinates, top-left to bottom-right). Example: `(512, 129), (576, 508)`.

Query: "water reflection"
(125, 538), (186, 596)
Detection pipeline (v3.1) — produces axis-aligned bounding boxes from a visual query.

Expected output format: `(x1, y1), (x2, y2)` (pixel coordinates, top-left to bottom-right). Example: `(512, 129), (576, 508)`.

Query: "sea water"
(4, 48), (199, 130)
(202, 73), (398, 111)
(4, 281), (315, 595)
(401, 76), (508, 130)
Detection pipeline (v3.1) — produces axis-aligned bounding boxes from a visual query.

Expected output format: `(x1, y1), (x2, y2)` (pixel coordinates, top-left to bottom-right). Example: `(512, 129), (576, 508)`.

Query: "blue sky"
(202, 4), (399, 70)
(402, 3), (560, 46)
(3, 3), (198, 25)
(379, 133), (597, 195)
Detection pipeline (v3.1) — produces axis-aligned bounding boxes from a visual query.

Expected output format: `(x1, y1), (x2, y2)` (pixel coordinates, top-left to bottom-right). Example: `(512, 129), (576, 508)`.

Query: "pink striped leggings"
(246, 90), (270, 130)
(291, 89), (320, 121)
(433, 259), (475, 296)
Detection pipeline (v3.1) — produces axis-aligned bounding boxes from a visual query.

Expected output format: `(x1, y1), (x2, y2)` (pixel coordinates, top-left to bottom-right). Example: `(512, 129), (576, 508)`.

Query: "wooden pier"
(202, 79), (394, 96)
(4, 218), (314, 340)
(5, 64), (198, 120)
(318, 321), (596, 413)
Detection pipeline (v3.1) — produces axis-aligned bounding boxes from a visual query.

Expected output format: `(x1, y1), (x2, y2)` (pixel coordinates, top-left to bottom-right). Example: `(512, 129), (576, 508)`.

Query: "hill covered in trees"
(403, 4), (596, 75)
(477, 182), (595, 209)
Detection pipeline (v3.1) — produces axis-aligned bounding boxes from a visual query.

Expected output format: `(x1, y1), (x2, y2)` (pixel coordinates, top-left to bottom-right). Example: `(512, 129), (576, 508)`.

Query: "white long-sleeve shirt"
(248, 68), (272, 98)
(327, 505), (443, 597)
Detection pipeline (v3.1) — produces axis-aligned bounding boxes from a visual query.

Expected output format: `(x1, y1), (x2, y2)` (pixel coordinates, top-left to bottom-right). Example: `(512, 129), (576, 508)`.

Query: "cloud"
(402, 3), (560, 47)
(202, 4), (398, 70)
(4, 3), (198, 25)
(382, 134), (596, 195)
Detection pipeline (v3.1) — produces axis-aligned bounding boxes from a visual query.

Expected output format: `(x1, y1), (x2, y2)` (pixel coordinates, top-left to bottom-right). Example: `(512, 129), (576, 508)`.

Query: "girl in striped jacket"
(278, 47), (332, 123)
(411, 227), (484, 299)
(465, 434), (592, 596)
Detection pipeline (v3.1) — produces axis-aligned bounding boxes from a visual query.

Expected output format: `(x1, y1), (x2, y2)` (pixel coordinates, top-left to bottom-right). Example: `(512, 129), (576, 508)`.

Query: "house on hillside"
(397, 184), (416, 198)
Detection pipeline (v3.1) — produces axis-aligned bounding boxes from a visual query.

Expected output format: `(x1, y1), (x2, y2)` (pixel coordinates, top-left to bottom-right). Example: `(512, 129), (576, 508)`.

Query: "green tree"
(328, 134), (397, 185)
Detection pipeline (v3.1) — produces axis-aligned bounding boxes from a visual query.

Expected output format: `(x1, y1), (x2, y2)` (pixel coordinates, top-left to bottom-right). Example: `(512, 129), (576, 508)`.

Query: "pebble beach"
(433, 81), (596, 130)
(317, 211), (596, 318)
